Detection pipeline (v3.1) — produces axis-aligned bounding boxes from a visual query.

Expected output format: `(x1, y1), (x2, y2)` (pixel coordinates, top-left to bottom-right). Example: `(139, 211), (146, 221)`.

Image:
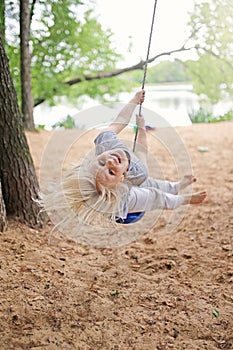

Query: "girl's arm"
(106, 90), (145, 134)
(133, 114), (148, 166)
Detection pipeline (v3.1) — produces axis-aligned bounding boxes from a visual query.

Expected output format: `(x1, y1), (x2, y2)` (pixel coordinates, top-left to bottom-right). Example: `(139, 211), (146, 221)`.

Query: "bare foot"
(180, 175), (197, 190)
(183, 191), (207, 205)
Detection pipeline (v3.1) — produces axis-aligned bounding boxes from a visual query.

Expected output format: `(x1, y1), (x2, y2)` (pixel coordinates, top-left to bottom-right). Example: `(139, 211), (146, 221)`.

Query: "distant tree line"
(1, 0), (232, 129)
(129, 60), (192, 85)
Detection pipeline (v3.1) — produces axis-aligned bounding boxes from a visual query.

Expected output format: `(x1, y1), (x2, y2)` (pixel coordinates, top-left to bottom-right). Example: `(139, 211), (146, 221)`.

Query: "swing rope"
(133, 0), (158, 152)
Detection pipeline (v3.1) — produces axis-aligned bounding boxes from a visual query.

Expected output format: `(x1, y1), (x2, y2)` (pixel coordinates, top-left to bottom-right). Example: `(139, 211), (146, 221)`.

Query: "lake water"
(34, 84), (232, 129)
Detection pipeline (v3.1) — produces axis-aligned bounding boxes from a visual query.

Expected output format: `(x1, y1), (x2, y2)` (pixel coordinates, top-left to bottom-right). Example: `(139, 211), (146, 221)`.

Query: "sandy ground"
(0, 122), (233, 349)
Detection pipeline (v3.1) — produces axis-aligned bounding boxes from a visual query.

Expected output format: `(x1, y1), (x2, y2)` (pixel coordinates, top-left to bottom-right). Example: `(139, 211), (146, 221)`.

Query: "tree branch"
(30, 0), (37, 22)
(65, 45), (196, 86)
(34, 45), (196, 107)
(175, 58), (206, 86)
(65, 61), (145, 86)
(200, 47), (233, 71)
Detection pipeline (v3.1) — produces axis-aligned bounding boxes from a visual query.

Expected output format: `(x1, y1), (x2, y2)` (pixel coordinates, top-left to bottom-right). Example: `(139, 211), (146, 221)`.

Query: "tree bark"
(20, 0), (34, 130)
(0, 180), (7, 232)
(0, 0), (5, 45)
(0, 33), (45, 227)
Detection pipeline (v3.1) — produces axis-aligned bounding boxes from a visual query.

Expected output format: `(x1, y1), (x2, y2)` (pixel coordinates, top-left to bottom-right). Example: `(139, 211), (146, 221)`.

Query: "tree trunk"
(0, 180), (7, 232)
(0, 33), (45, 227)
(20, 0), (34, 130)
(0, 0), (5, 45)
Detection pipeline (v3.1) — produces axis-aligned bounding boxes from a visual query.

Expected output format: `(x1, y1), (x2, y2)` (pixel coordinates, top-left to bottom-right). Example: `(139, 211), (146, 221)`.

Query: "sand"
(0, 122), (232, 349)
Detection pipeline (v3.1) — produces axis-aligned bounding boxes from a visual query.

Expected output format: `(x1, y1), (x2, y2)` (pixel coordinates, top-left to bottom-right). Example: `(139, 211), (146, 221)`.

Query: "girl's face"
(91, 149), (129, 190)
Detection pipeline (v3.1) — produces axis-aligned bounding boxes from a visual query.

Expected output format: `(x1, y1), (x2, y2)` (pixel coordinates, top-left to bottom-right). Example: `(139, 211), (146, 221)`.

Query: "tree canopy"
(130, 60), (192, 85)
(186, 0), (233, 103)
(2, 0), (233, 111)
(5, 0), (128, 108)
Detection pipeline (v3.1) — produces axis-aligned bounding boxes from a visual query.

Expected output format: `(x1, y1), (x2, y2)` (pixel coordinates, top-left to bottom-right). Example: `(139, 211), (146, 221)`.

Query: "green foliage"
(129, 0), (233, 103)
(188, 108), (213, 123)
(3, 0), (233, 110)
(36, 124), (46, 131)
(128, 60), (192, 85)
(73, 75), (132, 105)
(31, 2), (122, 103)
(189, 0), (232, 56)
(186, 54), (233, 104)
(147, 60), (192, 84)
(5, 0), (123, 106)
(187, 0), (233, 103)
(52, 114), (76, 129)
(189, 108), (233, 123)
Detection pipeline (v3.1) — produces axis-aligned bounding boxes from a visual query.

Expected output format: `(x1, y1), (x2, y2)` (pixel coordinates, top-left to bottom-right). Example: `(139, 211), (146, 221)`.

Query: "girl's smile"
(91, 149), (129, 189)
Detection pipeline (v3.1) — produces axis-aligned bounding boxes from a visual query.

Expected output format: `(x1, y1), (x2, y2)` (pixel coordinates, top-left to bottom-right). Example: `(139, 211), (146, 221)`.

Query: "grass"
(189, 109), (233, 123)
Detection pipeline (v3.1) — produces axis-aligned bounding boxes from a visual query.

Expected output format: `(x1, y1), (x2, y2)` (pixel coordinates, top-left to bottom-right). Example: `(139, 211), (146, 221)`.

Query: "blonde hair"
(43, 162), (130, 228)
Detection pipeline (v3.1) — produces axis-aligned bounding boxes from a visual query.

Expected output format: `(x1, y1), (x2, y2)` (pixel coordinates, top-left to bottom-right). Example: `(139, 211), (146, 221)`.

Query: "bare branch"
(34, 45), (196, 107)
(147, 45), (196, 64)
(65, 45), (196, 86)
(65, 61), (145, 86)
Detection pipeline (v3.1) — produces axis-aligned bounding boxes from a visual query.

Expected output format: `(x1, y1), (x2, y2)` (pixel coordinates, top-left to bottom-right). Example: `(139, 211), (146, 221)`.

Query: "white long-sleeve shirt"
(94, 131), (184, 218)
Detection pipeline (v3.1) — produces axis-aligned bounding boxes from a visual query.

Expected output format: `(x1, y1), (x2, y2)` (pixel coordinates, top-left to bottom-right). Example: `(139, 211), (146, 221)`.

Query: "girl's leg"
(180, 175), (197, 190)
(143, 177), (180, 195)
(143, 175), (196, 195)
(183, 191), (206, 204)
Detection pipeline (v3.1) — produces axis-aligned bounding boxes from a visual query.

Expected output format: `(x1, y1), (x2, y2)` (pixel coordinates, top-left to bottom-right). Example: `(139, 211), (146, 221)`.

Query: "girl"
(44, 90), (206, 227)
